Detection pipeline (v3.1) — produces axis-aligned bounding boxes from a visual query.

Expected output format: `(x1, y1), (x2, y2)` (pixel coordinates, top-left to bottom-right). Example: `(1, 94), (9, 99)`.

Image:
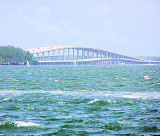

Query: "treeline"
(139, 56), (160, 61)
(0, 46), (38, 65)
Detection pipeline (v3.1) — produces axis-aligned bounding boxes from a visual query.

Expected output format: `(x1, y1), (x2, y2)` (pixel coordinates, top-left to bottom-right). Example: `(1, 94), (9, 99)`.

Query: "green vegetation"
(0, 46), (38, 65)
(139, 56), (160, 61)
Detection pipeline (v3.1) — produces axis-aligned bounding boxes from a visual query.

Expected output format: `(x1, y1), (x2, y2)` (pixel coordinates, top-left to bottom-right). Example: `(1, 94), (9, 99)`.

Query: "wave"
(15, 121), (40, 127)
(0, 90), (159, 101)
(100, 122), (122, 131)
(0, 121), (40, 129)
(88, 99), (115, 105)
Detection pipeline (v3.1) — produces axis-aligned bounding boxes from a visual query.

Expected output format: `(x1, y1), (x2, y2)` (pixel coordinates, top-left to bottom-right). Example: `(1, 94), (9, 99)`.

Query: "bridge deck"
(26, 46), (160, 65)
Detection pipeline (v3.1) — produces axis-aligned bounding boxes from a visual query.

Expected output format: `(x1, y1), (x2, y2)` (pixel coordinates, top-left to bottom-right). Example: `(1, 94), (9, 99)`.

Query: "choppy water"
(0, 65), (160, 136)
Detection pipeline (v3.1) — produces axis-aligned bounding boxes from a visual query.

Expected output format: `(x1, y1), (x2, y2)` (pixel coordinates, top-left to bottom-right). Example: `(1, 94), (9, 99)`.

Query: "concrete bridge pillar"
(68, 49), (70, 60)
(73, 48), (75, 60)
(105, 52), (107, 58)
(63, 49), (65, 60)
(42, 52), (45, 61)
(83, 49), (86, 59)
(53, 51), (55, 60)
(108, 52), (110, 58)
(58, 50), (60, 60)
(111, 53), (113, 58)
(116, 55), (119, 59)
(48, 51), (50, 60)
(112, 53), (114, 58)
(92, 50), (94, 58)
(82, 49), (84, 59)
(97, 51), (99, 58)
(102, 52), (104, 58)
(87, 49), (89, 59)
(77, 49), (79, 59)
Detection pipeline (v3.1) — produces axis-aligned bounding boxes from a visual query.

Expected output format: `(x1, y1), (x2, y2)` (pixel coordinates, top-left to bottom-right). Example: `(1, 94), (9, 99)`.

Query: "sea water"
(0, 65), (160, 135)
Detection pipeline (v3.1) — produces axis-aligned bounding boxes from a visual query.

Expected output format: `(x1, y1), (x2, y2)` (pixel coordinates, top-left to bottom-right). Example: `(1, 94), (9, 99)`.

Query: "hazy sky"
(0, 0), (160, 56)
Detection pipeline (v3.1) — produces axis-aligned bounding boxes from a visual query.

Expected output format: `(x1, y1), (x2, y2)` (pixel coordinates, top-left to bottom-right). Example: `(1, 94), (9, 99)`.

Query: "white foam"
(144, 76), (150, 80)
(54, 80), (59, 82)
(122, 92), (160, 99)
(57, 101), (66, 104)
(117, 121), (131, 124)
(3, 98), (11, 101)
(88, 99), (100, 104)
(15, 121), (40, 127)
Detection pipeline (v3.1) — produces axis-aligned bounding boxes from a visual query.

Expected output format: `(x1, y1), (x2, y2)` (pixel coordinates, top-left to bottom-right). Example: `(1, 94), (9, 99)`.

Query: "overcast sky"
(0, 0), (160, 56)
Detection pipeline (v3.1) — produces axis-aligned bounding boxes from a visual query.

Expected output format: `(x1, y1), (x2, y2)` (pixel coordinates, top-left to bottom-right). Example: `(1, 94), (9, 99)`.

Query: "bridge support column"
(111, 53), (113, 58)
(82, 49), (85, 59)
(105, 52), (107, 58)
(68, 49), (70, 60)
(63, 49), (65, 60)
(58, 50), (60, 61)
(97, 51), (99, 58)
(87, 49), (89, 59)
(42, 52), (44, 61)
(77, 49), (79, 60)
(117, 55), (119, 64)
(101, 51), (103, 58)
(92, 50), (94, 58)
(73, 48), (75, 60)
(48, 51), (50, 60)
(108, 53), (110, 58)
(53, 51), (55, 60)
(113, 54), (116, 58)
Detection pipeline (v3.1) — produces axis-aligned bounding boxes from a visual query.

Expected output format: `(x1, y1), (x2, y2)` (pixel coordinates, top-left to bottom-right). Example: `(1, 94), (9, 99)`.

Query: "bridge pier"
(68, 49), (70, 60)
(92, 50), (94, 58)
(42, 52), (44, 61)
(63, 49), (65, 60)
(37, 53), (39, 61)
(87, 49), (89, 59)
(77, 49), (79, 60)
(53, 51), (55, 60)
(48, 51), (50, 60)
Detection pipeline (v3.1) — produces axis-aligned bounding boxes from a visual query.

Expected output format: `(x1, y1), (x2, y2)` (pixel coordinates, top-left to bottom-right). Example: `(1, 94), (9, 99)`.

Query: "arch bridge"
(26, 46), (160, 65)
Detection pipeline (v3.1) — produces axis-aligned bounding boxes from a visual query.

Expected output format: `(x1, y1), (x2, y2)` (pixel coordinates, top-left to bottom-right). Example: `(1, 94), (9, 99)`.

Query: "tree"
(0, 46), (33, 65)
(24, 51), (33, 61)
(0, 56), (4, 64)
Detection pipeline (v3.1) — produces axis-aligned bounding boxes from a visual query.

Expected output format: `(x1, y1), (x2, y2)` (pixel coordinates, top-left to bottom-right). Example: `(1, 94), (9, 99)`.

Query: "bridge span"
(26, 46), (160, 65)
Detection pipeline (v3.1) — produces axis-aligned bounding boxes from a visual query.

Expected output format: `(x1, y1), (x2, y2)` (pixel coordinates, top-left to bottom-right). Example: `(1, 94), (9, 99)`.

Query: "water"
(0, 65), (160, 135)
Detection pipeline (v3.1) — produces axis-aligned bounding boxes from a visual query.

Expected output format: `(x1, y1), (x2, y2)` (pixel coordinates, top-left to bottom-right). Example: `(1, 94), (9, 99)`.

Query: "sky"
(0, 0), (160, 56)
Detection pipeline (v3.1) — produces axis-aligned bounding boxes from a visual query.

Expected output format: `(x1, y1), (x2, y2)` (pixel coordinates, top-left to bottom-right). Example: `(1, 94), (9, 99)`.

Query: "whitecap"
(3, 98), (11, 101)
(88, 99), (100, 104)
(57, 101), (66, 104)
(12, 79), (20, 82)
(144, 76), (150, 80)
(15, 121), (40, 127)
(117, 121), (131, 124)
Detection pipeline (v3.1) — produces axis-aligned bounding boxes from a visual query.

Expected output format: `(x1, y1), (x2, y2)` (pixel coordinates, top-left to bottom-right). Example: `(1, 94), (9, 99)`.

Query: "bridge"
(26, 46), (160, 65)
